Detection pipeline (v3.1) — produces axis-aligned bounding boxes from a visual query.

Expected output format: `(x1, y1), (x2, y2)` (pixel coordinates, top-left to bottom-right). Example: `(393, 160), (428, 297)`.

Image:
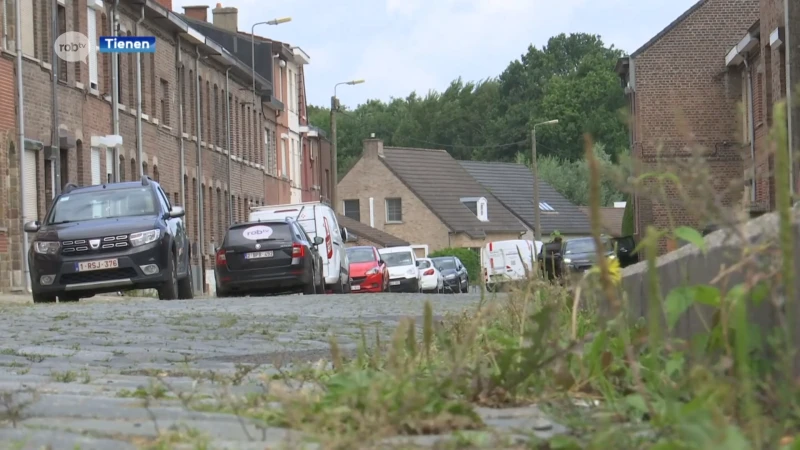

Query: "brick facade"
(0, 0), (292, 291)
(618, 0), (761, 253)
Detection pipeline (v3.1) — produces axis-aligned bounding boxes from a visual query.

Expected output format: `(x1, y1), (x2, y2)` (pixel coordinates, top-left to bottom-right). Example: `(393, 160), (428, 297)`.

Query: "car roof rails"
(63, 183), (79, 194)
(141, 176), (152, 186)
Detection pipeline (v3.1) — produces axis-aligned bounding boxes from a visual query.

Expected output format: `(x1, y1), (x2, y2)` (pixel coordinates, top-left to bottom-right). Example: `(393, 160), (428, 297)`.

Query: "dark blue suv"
(24, 177), (194, 303)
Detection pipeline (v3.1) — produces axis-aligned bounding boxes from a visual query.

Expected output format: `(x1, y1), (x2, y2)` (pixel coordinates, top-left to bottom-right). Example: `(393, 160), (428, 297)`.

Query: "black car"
(431, 256), (469, 293)
(559, 237), (616, 275)
(214, 218), (325, 296)
(24, 177), (194, 303)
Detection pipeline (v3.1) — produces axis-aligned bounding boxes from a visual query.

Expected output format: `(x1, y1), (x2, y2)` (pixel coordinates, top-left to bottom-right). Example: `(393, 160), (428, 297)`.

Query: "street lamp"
(330, 79), (365, 209)
(250, 17), (292, 113)
(531, 119), (559, 241)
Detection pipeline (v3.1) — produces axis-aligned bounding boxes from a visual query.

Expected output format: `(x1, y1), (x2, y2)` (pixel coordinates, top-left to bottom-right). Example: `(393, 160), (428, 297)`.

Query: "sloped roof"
(459, 160), (591, 235)
(381, 147), (526, 238)
(336, 214), (409, 247)
(579, 207), (625, 237)
(630, 0), (708, 57)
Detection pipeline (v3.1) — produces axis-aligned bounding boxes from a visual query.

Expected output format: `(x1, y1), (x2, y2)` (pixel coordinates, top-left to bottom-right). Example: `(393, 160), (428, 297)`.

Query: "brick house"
(616, 0), (761, 252)
(338, 138), (526, 256)
(0, 0), (288, 292)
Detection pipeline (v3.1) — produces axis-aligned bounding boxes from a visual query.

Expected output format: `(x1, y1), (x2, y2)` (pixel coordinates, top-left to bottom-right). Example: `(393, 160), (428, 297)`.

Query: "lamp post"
(250, 17), (291, 112)
(330, 79), (365, 209)
(531, 119), (559, 241)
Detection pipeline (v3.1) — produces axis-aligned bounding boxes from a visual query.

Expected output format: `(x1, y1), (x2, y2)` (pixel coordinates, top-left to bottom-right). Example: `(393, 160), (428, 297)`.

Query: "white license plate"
(390, 280), (401, 286)
(245, 251), (273, 260)
(75, 259), (119, 272)
(351, 285), (361, 291)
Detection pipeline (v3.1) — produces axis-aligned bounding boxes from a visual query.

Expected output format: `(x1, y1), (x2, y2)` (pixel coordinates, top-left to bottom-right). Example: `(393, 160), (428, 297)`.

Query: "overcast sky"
(172, 0), (699, 108)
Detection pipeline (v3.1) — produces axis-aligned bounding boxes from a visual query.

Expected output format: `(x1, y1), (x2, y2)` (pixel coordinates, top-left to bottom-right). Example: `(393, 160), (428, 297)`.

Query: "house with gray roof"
(459, 160), (592, 238)
(337, 138), (527, 255)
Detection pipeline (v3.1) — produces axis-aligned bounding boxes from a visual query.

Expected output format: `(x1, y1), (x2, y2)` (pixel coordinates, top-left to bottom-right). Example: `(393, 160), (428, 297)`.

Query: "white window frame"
(20, 0), (35, 56)
(87, 6), (98, 90)
(385, 198), (402, 223)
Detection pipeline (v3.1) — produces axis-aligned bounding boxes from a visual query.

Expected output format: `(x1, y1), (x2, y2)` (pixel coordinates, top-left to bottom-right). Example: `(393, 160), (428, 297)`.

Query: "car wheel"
(32, 293), (56, 304)
(216, 284), (229, 298)
(462, 280), (469, 293)
(158, 253), (179, 300)
(303, 268), (317, 295)
(178, 265), (194, 300)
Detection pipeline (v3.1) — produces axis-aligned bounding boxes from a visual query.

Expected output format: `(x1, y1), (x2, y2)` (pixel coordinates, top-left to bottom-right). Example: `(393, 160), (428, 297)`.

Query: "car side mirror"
(415, 260), (421, 267)
(23, 220), (40, 233)
(168, 206), (185, 218)
(378, 259), (385, 265)
(313, 236), (324, 246)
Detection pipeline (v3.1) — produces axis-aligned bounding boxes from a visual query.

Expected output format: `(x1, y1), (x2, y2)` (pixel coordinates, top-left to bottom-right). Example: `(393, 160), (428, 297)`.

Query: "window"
(73, 2), (81, 82)
(57, 4), (67, 82)
(346, 247), (376, 263)
(385, 198), (402, 222)
(343, 199), (360, 221)
(87, 6), (98, 89)
(160, 79), (170, 125)
(539, 202), (555, 211)
(281, 139), (287, 176)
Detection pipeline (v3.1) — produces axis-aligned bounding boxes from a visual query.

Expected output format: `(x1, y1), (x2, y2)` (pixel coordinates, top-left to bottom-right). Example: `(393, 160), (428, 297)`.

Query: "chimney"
(154, 0), (172, 10)
(363, 137), (384, 159)
(212, 3), (238, 32)
(183, 5), (209, 22)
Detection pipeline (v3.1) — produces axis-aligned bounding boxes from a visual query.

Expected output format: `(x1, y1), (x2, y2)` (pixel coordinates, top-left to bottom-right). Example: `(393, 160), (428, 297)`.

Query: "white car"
(416, 258), (444, 293)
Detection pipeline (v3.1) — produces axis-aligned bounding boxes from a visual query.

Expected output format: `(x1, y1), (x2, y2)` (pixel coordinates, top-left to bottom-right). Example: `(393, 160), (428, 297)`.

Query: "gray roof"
(336, 214), (409, 247)
(459, 160), (592, 235)
(381, 148), (526, 238)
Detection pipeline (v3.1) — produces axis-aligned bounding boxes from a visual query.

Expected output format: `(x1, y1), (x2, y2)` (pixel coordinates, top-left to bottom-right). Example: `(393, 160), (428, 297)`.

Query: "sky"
(172, 0), (700, 109)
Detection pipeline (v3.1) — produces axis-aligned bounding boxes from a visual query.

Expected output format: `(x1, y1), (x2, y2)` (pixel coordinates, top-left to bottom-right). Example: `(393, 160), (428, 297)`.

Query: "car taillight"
(215, 249), (226, 266)
(423, 269), (434, 276)
(292, 243), (305, 257)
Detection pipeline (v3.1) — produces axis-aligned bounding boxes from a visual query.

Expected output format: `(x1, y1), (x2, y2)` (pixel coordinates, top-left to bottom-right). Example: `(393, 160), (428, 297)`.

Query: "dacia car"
(24, 177), (194, 303)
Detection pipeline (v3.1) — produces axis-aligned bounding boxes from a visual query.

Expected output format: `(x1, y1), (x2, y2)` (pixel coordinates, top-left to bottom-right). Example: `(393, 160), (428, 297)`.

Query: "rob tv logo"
(99, 36), (156, 53)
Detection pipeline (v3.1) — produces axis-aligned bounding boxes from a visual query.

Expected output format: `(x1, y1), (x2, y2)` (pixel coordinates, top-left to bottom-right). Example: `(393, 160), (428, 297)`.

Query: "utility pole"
(531, 120), (559, 241)
(51, 0), (60, 195)
(330, 95), (337, 208)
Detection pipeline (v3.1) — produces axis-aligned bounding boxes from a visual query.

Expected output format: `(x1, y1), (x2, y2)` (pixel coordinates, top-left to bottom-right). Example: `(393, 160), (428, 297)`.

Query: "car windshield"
(417, 259), (432, 269)
(225, 223), (292, 246)
(433, 258), (456, 271)
(381, 251), (413, 267)
(48, 187), (157, 224)
(347, 248), (376, 263)
(564, 239), (609, 255)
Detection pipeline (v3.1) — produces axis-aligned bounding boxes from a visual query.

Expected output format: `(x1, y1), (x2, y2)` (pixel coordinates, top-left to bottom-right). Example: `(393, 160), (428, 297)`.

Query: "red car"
(346, 246), (388, 293)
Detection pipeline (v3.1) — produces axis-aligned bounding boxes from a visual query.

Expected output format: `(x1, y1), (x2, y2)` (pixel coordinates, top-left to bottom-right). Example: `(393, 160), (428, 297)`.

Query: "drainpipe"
(299, 134), (304, 197)
(745, 58), (756, 203)
(51, 0), (60, 194)
(110, 0), (120, 181)
(369, 197), (374, 227)
(176, 35), (185, 212)
(225, 67), (232, 226)
(195, 48), (205, 284)
(134, 6), (145, 177)
(786, 0), (795, 195)
(16, 0), (30, 292)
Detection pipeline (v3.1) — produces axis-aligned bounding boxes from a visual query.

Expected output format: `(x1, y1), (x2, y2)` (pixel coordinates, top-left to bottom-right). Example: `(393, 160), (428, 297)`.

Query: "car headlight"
(445, 274), (456, 279)
(608, 254), (616, 260)
(366, 267), (379, 275)
(34, 241), (60, 255)
(406, 268), (417, 277)
(130, 229), (161, 247)
(563, 258), (572, 264)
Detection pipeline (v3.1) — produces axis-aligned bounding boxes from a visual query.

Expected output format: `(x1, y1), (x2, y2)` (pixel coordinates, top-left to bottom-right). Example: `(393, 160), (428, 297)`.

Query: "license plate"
(75, 259), (119, 272)
(351, 285), (361, 291)
(245, 251), (273, 260)
(390, 280), (401, 286)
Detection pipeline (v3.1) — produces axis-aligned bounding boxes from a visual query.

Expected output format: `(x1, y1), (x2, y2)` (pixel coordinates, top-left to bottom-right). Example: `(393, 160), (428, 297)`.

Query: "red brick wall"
(2, 1), (289, 290)
(630, 0), (760, 253)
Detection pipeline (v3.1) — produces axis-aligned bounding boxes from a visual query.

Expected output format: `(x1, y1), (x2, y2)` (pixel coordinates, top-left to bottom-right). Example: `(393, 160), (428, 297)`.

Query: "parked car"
(346, 245), (388, 293)
(214, 218), (325, 296)
(431, 256), (469, 293)
(24, 177), (194, 303)
(481, 239), (542, 291)
(416, 258), (444, 293)
(378, 246), (420, 293)
(249, 201), (355, 293)
(555, 236), (617, 282)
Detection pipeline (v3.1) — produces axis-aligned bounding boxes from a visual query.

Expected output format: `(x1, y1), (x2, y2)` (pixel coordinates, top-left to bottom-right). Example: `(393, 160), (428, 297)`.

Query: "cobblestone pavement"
(0, 292), (566, 449)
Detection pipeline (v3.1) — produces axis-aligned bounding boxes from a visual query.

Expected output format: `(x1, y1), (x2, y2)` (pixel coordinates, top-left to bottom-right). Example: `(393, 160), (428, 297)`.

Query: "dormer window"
(461, 197), (488, 222)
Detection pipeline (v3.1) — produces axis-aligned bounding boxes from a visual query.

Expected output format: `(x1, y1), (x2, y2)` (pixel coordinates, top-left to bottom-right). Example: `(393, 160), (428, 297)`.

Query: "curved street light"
(330, 79), (366, 208)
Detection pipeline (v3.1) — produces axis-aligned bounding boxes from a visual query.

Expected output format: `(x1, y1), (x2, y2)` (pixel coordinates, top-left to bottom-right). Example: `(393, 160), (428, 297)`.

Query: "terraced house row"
(0, 0), (334, 292)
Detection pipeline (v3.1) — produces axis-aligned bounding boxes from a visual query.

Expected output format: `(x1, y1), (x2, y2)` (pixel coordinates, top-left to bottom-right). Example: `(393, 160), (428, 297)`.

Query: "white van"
(249, 201), (353, 293)
(481, 239), (543, 290)
(378, 246), (420, 293)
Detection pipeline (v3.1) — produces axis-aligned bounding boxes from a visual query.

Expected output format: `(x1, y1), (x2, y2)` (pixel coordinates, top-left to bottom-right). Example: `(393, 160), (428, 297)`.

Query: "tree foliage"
(428, 248), (480, 283)
(308, 33), (629, 206)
